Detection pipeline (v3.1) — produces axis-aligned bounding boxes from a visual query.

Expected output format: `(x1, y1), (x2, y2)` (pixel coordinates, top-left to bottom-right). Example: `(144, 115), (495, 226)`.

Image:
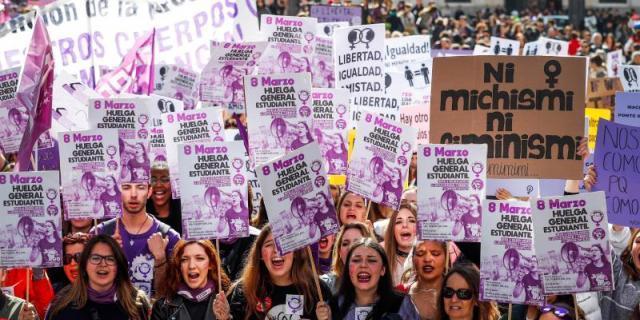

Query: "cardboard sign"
(586, 77), (622, 109)
(256, 142), (339, 254)
(430, 56), (586, 179)
(178, 141), (249, 240)
(614, 92), (640, 126)
(592, 119), (640, 227)
(585, 108), (611, 151)
(346, 112), (417, 210)
(531, 192), (613, 295)
(310, 5), (363, 25)
(0, 171), (62, 268)
(480, 200), (543, 306)
(417, 144), (487, 242)
(58, 129), (121, 219)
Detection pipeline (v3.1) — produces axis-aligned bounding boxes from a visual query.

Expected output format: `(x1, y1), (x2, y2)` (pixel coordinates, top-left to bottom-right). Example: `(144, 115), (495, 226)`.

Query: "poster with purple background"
(178, 141), (249, 240)
(614, 92), (640, 126)
(312, 35), (336, 88)
(592, 119), (640, 226)
(88, 97), (153, 184)
(309, 5), (363, 25)
(258, 15), (316, 75)
(0, 67), (23, 153)
(58, 129), (122, 220)
(480, 200), (543, 306)
(162, 108), (225, 199)
(153, 64), (197, 110)
(256, 142), (339, 255)
(311, 88), (350, 175)
(417, 144), (487, 242)
(244, 73), (313, 166)
(0, 171), (62, 268)
(531, 192), (612, 295)
(347, 112), (417, 210)
(199, 41), (267, 114)
(147, 95), (184, 165)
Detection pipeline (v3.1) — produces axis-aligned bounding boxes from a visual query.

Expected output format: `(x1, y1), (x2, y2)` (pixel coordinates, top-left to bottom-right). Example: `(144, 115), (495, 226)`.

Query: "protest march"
(1, 0), (640, 319)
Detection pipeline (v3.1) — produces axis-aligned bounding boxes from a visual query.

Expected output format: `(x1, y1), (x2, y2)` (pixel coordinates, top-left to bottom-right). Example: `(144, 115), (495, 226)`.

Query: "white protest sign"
(606, 50), (624, 78)
(619, 65), (640, 92)
(258, 15), (317, 75)
(311, 88), (350, 175)
(489, 37), (520, 56)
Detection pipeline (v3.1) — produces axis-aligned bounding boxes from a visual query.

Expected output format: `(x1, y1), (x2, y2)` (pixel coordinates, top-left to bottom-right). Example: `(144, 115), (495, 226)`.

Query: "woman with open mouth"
(438, 263), (499, 320)
(224, 225), (331, 319)
(336, 192), (368, 225)
(406, 240), (448, 320)
(599, 228), (640, 319)
(46, 235), (151, 320)
(329, 238), (420, 319)
(151, 240), (231, 320)
(383, 203), (418, 286)
(321, 222), (374, 294)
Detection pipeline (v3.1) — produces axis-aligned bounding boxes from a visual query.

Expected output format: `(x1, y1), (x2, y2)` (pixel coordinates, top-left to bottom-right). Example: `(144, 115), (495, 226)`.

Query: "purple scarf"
(177, 280), (216, 302)
(88, 285), (117, 304)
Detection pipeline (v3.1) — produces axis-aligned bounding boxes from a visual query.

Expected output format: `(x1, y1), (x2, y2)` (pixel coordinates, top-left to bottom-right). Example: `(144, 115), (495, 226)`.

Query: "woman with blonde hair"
(383, 203), (418, 285)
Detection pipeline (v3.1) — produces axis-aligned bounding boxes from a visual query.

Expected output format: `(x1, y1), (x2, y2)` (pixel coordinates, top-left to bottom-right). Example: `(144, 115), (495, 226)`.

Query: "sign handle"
(216, 238), (223, 293)
(306, 246), (324, 302)
(25, 268), (31, 303)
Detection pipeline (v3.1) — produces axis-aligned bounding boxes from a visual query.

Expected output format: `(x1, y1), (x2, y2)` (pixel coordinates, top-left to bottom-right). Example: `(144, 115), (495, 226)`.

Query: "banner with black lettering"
(258, 15), (316, 75)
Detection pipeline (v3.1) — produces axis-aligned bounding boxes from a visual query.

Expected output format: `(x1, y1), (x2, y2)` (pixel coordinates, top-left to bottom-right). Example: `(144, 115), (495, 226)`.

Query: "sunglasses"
(442, 287), (473, 300)
(63, 253), (81, 265)
(539, 305), (570, 318)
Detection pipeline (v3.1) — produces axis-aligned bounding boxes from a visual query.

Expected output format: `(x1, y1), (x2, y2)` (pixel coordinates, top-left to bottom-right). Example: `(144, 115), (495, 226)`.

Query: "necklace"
(124, 215), (149, 246)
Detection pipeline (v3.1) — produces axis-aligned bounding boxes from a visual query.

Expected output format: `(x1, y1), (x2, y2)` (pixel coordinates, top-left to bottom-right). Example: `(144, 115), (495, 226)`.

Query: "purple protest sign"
(347, 112), (417, 210)
(480, 200), (543, 306)
(199, 41), (267, 114)
(88, 97), (153, 184)
(417, 144), (487, 242)
(0, 66), (23, 153)
(531, 192), (612, 295)
(153, 64), (197, 110)
(592, 119), (640, 226)
(256, 142), (339, 255)
(614, 92), (640, 127)
(178, 141), (249, 240)
(312, 35), (335, 88)
(258, 15), (316, 75)
(0, 171), (62, 268)
(58, 129), (122, 220)
(311, 88), (349, 175)
(309, 5), (362, 25)
(36, 136), (60, 171)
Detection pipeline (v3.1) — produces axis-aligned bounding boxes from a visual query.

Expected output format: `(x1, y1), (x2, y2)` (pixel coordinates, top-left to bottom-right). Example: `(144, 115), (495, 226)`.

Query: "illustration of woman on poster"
(224, 190), (248, 236)
(444, 191), (481, 240)
(583, 244), (612, 290)
(291, 196), (321, 241)
(270, 118), (294, 149)
(220, 64), (244, 104)
(512, 254), (542, 303)
(289, 122), (313, 151)
(76, 172), (97, 201)
(95, 175), (121, 218)
(312, 191), (338, 234)
(7, 107), (27, 135)
(325, 134), (347, 174)
(379, 167), (403, 208)
(121, 141), (150, 182)
(204, 186), (230, 237)
(33, 220), (61, 267)
(17, 216), (35, 248)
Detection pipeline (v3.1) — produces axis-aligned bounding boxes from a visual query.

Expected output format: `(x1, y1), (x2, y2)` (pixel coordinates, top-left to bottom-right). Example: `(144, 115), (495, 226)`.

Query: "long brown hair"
(164, 240), (231, 299)
(621, 228), (640, 281)
(232, 224), (320, 319)
(331, 222), (374, 277)
(47, 235), (148, 319)
(438, 263), (500, 320)
(384, 202), (417, 283)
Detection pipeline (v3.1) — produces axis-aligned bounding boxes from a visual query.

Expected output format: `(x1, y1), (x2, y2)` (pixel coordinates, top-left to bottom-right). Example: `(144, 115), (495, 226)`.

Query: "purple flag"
(95, 29), (155, 97)
(15, 14), (54, 171)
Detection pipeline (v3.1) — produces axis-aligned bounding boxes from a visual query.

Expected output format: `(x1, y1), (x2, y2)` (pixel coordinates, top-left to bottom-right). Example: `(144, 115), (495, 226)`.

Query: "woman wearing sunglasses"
(62, 233), (91, 285)
(438, 263), (499, 320)
(329, 238), (419, 319)
(46, 235), (151, 320)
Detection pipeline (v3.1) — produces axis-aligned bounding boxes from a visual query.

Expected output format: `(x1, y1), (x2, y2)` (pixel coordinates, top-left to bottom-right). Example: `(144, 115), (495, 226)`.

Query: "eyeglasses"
(539, 305), (570, 318)
(150, 177), (171, 185)
(63, 253), (81, 265)
(88, 254), (117, 266)
(442, 287), (473, 300)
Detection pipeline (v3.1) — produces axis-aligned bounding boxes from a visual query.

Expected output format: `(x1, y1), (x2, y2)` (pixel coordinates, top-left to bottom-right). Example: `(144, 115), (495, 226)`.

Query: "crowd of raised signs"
(0, 1), (640, 320)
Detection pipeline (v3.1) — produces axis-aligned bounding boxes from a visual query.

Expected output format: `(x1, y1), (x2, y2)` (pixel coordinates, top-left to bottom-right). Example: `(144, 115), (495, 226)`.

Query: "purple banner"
(309, 5), (362, 25)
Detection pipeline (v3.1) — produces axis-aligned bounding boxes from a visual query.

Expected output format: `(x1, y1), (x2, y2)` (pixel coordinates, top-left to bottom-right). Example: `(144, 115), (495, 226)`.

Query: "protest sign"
(480, 200), (543, 306)
(607, 50), (624, 78)
(486, 179), (540, 198)
(430, 56), (586, 179)
(614, 92), (640, 126)
(473, 44), (492, 56)
(256, 142), (339, 254)
(50, 71), (100, 135)
(244, 72), (313, 166)
(347, 112), (417, 210)
(522, 42), (538, 56)
(417, 144), (487, 242)
(58, 129), (121, 219)
(334, 24), (397, 121)
(178, 141), (249, 240)
(317, 22), (349, 38)
(531, 192), (612, 295)
(88, 97), (153, 184)
(585, 108), (611, 151)
(200, 41), (267, 113)
(153, 64), (197, 110)
(592, 119), (640, 226)
(385, 36), (431, 69)
(312, 35), (336, 88)
(0, 171), (62, 268)
(385, 36), (432, 107)
(586, 77), (622, 109)
(310, 5), (363, 25)
(257, 15), (316, 75)
(147, 94), (184, 163)
(36, 137), (60, 171)
(539, 180), (568, 197)
(0, 0), (259, 87)
(536, 37), (569, 56)
(0, 67), (22, 153)
(311, 88), (350, 175)
(619, 65), (640, 92)
(489, 37), (520, 56)
(399, 105), (429, 147)
(162, 108), (225, 198)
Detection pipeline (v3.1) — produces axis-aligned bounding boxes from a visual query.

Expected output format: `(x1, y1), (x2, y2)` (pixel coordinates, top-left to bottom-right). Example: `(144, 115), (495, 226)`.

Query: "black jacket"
(151, 296), (216, 320)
